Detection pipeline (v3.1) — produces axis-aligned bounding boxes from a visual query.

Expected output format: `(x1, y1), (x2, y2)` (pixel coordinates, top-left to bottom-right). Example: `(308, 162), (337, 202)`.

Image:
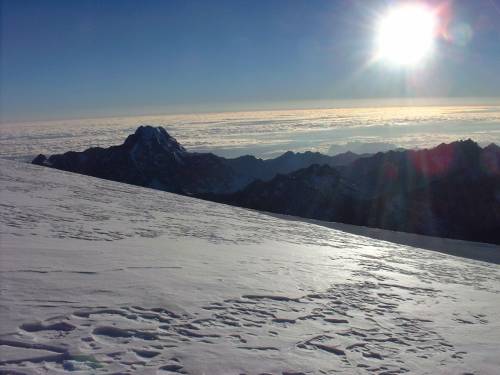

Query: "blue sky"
(1, 0), (500, 122)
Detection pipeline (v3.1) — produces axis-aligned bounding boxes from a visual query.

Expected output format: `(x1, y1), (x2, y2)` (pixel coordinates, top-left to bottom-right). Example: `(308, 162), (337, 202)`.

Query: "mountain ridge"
(32, 125), (366, 194)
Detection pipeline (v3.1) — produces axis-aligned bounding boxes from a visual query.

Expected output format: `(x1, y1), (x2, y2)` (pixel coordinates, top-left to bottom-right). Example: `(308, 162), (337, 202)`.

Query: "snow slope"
(0, 159), (499, 374)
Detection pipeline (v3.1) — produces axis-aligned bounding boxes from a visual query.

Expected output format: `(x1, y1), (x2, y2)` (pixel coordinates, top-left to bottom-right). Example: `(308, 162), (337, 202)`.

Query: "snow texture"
(0, 159), (499, 374)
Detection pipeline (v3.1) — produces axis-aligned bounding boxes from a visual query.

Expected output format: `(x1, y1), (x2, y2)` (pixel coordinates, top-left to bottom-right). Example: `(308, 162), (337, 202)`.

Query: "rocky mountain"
(32, 125), (363, 194)
(34, 126), (241, 194)
(338, 139), (496, 197)
(205, 164), (363, 223)
(211, 140), (500, 244)
(223, 150), (363, 182)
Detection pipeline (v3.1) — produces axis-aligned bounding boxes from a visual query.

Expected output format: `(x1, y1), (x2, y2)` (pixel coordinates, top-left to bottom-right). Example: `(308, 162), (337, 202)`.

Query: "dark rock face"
(209, 164), (362, 222)
(336, 140), (487, 197)
(32, 125), (362, 194)
(212, 140), (500, 244)
(34, 126), (244, 194)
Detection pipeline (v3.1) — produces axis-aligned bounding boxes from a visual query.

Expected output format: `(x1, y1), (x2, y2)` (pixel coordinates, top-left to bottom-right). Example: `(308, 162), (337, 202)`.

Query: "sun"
(375, 4), (437, 66)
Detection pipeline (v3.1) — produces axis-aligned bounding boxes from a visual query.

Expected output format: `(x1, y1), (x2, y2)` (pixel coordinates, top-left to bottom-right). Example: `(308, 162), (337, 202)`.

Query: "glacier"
(0, 159), (499, 374)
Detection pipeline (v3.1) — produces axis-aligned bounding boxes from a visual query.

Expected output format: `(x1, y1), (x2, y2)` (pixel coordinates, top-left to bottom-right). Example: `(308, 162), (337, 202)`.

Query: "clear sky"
(1, 0), (500, 122)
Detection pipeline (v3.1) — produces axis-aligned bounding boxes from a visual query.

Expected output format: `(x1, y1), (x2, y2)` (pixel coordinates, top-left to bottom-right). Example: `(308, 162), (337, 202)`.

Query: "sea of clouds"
(1, 105), (499, 161)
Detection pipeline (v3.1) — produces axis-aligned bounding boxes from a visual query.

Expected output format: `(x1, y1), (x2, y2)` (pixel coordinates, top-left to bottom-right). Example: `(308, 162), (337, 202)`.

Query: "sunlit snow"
(0, 159), (499, 374)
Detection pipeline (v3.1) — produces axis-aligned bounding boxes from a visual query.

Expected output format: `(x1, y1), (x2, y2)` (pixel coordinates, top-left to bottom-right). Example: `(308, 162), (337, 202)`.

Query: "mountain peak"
(484, 143), (500, 152)
(124, 125), (186, 154)
(279, 151), (296, 158)
(135, 125), (167, 138)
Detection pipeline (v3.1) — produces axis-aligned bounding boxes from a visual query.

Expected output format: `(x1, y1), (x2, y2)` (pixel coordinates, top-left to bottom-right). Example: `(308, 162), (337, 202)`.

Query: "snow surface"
(0, 159), (499, 374)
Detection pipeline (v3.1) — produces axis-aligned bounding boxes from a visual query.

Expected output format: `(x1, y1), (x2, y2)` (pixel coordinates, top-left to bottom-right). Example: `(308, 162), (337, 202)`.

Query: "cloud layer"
(1, 105), (499, 161)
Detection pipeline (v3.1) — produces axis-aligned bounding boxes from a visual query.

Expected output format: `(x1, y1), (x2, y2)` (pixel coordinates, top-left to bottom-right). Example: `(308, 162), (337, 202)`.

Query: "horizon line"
(2, 96), (500, 125)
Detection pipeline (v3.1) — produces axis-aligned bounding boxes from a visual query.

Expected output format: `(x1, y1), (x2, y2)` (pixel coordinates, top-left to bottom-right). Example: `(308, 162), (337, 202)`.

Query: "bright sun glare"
(376, 4), (437, 66)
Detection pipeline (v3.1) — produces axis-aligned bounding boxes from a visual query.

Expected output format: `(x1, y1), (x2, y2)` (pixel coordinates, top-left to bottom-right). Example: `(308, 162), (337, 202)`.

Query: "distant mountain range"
(328, 141), (401, 155)
(32, 125), (364, 194)
(33, 125), (500, 244)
